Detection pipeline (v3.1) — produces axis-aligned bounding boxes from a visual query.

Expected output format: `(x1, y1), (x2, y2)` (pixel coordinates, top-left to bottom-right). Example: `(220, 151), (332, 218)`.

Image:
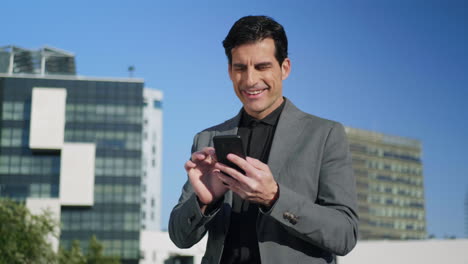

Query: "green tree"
(0, 199), (121, 264)
(58, 241), (86, 264)
(0, 198), (58, 264)
(58, 236), (120, 264)
(86, 236), (120, 264)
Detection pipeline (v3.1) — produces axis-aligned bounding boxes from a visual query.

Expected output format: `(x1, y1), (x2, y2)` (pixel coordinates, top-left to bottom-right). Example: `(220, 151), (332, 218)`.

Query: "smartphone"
(213, 135), (246, 174)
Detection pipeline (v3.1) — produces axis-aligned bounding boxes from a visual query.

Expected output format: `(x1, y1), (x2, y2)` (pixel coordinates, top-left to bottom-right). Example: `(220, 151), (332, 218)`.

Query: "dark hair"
(222, 15), (288, 65)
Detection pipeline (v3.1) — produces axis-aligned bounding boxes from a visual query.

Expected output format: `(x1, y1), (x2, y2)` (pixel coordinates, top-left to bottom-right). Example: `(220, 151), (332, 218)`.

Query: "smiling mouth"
(244, 88), (268, 96)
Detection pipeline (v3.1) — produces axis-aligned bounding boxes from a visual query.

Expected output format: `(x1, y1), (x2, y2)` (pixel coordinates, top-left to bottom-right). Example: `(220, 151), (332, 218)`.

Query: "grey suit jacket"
(169, 99), (359, 264)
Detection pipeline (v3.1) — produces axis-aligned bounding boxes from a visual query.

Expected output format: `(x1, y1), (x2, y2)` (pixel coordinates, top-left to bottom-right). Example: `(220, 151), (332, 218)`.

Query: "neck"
(245, 97), (285, 120)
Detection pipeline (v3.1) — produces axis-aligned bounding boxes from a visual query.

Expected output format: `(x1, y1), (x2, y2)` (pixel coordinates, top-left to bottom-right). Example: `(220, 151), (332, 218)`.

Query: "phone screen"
(213, 135), (246, 174)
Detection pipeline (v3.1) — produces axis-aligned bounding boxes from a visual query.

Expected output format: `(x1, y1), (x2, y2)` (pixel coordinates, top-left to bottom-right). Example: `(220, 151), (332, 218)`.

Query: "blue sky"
(3, 0), (467, 238)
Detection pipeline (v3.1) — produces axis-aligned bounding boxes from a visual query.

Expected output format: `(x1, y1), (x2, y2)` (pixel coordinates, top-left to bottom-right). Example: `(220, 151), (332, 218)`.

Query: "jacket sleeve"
(168, 134), (221, 248)
(265, 122), (359, 256)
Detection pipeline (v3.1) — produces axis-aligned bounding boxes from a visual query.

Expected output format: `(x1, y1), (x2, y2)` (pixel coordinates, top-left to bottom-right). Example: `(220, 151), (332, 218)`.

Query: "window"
(153, 100), (162, 109)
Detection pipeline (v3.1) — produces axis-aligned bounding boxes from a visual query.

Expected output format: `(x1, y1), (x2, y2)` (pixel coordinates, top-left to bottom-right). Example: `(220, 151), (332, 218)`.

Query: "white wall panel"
(338, 240), (468, 264)
(141, 88), (163, 231)
(29, 88), (67, 150)
(59, 143), (96, 206)
(26, 198), (61, 252)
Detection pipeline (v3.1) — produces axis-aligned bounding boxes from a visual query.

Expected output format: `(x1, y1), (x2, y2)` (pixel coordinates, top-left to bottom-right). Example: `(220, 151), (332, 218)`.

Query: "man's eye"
(257, 64), (271, 70)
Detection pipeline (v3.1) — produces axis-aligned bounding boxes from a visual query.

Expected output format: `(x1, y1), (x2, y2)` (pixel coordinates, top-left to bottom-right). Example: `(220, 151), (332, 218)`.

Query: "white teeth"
(246, 90), (263, 95)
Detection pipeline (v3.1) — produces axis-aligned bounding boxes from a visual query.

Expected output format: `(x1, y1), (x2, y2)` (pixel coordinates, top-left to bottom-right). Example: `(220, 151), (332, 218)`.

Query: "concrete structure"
(338, 239), (468, 264)
(59, 143), (96, 206)
(139, 231), (468, 264)
(140, 231), (206, 264)
(141, 88), (163, 231)
(345, 127), (426, 240)
(29, 87), (67, 150)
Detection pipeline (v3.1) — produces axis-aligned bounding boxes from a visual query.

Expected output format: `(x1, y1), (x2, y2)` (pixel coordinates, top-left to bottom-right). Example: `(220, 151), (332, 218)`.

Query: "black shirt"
(220, 101), (285, 264)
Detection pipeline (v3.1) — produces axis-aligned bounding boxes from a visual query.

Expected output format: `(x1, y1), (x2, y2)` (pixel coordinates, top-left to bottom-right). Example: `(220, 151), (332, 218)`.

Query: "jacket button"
(289, 218), (297, 225)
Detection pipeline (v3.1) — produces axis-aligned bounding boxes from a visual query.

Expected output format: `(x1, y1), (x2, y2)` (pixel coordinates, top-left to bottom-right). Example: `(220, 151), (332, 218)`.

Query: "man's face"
(228, 38), (291, 120)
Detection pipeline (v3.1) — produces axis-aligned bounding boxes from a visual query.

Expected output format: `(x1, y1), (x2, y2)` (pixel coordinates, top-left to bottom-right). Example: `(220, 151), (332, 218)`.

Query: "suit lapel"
(268, 99), (305, 180)
(218, 101), (304, 233)
(215, 111), (242, 233)
(220, 100), (305, 180)
(214, 112), (241, 138)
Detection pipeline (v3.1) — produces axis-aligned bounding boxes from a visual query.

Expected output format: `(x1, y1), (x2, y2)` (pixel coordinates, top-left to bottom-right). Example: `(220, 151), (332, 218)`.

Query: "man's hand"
(215, 154), (279, 207)
(184, 147), (228, 210)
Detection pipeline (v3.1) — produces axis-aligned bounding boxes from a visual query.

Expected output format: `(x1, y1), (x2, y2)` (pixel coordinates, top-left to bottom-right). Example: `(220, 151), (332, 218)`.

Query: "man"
(169, 15), (358, 264)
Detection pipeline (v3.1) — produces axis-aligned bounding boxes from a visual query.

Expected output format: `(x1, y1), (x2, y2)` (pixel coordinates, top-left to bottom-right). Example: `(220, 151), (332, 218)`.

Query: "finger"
(227, 154), (257, 176)
(217, 173), (246, 196)
(202, 147), (216, 157)
(225, 181), (248, 200)
(229, 185), (246, 199)
(217, 172), (236, 186)
(190, 147), (216, 162)
(184, 160), (196, 171)
(191, 151), (207, 162)
(214, 161), (247, 183)
(201, 147), (217, 163)
(246, 156), (268, 170)
(216, 163), (258, 192)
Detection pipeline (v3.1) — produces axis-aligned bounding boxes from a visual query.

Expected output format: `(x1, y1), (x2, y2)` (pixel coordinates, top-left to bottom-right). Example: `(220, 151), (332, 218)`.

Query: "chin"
(245, 103), (265, 111)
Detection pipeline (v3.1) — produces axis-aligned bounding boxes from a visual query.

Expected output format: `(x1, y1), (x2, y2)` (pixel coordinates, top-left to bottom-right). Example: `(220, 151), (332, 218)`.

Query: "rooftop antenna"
(128, 65), (135, 78)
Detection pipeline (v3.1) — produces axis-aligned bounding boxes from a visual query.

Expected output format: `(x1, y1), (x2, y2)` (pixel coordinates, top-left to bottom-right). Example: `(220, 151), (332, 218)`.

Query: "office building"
(0, 45), (76, 75)
(141, 88), (163, 231)
(345, 127), (426, 240)
(0, 72), (147, 263)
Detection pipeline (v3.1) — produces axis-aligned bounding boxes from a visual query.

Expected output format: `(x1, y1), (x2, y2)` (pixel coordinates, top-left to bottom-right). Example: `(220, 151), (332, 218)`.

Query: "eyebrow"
(232, 63), (246, 69)
(232, 62), (273, 68)
(255, 62), (272, 68)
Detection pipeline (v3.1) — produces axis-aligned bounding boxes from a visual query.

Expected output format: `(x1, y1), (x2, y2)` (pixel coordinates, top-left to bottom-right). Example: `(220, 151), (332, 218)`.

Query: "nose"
(244, 67), (258, 88)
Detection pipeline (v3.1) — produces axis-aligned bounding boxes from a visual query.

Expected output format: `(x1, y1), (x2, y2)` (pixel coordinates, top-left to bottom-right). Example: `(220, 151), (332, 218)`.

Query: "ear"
(228, 63), (234, 81)
(281, 58), (291, 80)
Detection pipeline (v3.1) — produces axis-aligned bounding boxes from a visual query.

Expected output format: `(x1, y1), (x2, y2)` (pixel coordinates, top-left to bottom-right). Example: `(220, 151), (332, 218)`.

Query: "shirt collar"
(240, 99), (286, 127)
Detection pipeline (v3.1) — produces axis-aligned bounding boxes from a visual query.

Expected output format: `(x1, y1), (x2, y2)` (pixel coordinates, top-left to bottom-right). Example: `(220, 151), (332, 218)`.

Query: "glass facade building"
(345, 127), (427, 240)
(0, 45), (76, 75)
(0, 74), (144, 263)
